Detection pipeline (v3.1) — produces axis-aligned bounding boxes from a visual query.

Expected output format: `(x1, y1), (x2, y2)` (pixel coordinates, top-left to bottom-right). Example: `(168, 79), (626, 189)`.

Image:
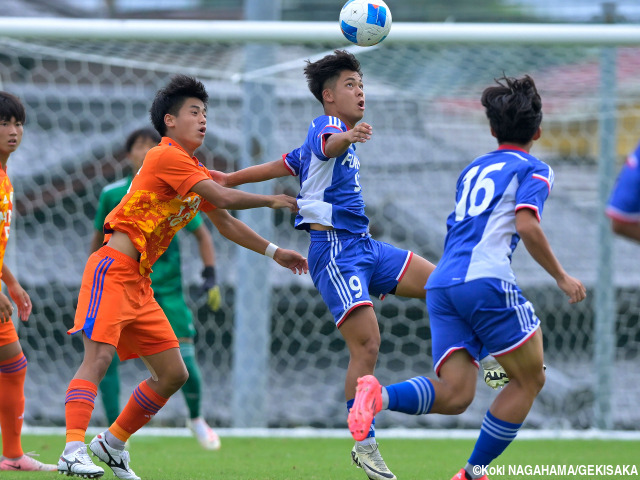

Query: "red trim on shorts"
(380, 251), (414, 301)
(336, 301), (374, 328)
(434, 347), (479, 377)
(492, 327), (539, 357)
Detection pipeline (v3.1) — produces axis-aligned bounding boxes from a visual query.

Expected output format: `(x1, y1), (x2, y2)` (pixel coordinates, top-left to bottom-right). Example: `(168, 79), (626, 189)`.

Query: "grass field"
(4, 434), (639, 479)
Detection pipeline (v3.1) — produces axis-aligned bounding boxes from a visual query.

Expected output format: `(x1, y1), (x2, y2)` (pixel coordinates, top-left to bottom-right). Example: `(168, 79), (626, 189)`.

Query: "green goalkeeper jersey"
(94, 175), (203, 296)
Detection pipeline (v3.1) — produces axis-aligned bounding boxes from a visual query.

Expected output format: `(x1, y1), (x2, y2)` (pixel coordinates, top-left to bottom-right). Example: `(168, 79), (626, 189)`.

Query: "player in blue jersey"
(211, 50), (439, 480)
(606, 141), (640, 242)
(347, 75), (586, 480)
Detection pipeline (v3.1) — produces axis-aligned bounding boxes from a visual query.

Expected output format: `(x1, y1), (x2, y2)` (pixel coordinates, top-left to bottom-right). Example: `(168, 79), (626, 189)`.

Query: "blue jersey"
(606, 141), (640, 223)
(427, 146), (554, 288)
(283, 115), (369, 234)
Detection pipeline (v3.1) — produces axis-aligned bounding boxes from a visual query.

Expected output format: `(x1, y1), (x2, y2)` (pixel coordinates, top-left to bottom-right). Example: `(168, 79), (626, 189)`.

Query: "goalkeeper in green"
(89, 127), (222, 450)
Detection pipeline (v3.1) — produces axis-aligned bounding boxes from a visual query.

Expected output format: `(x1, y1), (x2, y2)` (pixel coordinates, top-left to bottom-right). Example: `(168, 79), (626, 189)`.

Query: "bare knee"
(351, 335), (380, 365)
(531, 367), (546, 394)
(511, 366), (546, 397)
(81, 351), (115, 379)
(438, 387), (474, 415)
(158, 364), (189, 393)
(172, 365), (189, 389)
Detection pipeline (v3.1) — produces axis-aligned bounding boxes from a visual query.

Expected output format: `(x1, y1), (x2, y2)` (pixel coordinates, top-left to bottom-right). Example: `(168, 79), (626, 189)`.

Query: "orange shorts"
(70, 246), (179, 361)
(0, 318), (19, 347)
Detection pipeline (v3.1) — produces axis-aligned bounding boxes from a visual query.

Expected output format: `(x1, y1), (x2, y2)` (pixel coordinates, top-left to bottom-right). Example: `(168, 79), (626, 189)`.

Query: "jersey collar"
(161, 136), (199, 163)
(497, 144), (528, 153)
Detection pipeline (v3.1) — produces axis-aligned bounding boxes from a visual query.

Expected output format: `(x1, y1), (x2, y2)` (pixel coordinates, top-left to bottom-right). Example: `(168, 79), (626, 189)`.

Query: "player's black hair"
(0, 91), (26, 123)
(125, 127), (161, 153)
(481, 75), (542, 145)
(149, 75), (208, 136)
(304, 49), (363, 105)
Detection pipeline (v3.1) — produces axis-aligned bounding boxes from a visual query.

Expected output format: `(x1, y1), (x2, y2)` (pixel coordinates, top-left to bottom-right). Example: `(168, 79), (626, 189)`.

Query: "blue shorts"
(309, 230), (412, 327)
(427, 278), (540, 375)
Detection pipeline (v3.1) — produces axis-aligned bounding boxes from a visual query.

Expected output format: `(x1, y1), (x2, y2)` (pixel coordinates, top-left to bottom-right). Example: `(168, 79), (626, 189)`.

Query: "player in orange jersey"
(0, 92), (57, 472)
(57, 75), (308, 480)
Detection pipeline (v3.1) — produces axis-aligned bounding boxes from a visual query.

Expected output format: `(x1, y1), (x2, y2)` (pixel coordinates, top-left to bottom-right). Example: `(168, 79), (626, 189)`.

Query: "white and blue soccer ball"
(339, 0), (392, 47)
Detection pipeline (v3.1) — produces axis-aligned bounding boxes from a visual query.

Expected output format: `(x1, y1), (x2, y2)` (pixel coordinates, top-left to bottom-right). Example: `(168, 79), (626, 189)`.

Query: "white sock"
(104, 430), (126, 451)
(357, 436), (376, 447)
(63, 441), (84, 455)
(381, 386), (389, 410)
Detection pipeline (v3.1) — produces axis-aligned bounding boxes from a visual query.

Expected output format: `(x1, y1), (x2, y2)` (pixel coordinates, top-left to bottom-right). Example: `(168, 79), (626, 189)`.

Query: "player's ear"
(164, 113), (175, 129)
(490, 127), (497, 139)
(322, 88), (334, 104)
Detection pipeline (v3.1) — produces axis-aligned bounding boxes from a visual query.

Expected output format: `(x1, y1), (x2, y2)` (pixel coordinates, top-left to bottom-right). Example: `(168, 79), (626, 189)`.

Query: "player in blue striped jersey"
(606, 141), (640, 242)
(347, 75), (586, 480)
(213, 50), (439, 480)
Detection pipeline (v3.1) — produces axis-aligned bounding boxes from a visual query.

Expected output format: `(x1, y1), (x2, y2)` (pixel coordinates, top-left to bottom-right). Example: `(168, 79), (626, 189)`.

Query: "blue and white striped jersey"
(427, 146), (554, 288)
(283, 115), (369, 233)
(606, 141), (640, 223)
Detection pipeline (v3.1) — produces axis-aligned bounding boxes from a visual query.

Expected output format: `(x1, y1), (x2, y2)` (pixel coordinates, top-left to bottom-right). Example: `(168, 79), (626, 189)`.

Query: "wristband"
(265, 243), (279, 259)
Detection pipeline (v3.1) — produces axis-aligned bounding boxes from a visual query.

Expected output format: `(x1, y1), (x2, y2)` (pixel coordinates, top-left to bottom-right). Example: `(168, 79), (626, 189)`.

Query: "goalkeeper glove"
(480, 355), (510, 390)
(481, 354), (547, 390)
(201, 266), (221, 312)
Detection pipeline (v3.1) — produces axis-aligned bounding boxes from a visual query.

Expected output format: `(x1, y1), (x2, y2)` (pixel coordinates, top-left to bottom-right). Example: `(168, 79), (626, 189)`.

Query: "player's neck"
(497, 142), (532, 153)
(0, 154), (8, 171)
(167, 136), (196, 157)
(323, 109), (354, 130)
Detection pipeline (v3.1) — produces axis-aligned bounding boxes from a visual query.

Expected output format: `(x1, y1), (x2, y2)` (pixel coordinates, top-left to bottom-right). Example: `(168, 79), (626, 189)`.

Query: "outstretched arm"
(611, 218), (640, 243)
(1, 264), (32, 321)
(210, 159), (291, 188)
(205, 209), (307, 275)
(190, 178), (297, 212)
(191, 223), (216, 267)
(516, 208), (586, 304)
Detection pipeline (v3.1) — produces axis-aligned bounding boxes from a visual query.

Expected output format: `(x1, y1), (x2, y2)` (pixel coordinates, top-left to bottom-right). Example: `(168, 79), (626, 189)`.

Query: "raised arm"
(205, 209), (307, 275)
(323, 122), (372, 158)
(191, 223), (215, 267)
(515, 208), (586, 304)
(212, 159), (292, 188)
(190, 178), (297, 212)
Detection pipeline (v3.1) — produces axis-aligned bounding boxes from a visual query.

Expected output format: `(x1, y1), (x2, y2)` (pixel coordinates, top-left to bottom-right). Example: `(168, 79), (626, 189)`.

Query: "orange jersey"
(0, 168), (14, 277)
(103, 137), (215, 276)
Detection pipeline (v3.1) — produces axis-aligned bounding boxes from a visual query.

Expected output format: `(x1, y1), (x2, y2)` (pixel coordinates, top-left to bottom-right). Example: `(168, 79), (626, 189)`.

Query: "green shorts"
(155, 291), (195, 339)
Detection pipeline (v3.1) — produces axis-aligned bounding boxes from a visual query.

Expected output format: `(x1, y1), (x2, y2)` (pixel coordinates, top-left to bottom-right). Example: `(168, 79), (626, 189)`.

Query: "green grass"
(4, 435), (639, 479)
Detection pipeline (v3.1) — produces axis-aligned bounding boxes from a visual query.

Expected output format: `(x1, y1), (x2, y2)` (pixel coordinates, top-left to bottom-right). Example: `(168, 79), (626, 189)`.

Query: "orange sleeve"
(154, 150), (212, 197)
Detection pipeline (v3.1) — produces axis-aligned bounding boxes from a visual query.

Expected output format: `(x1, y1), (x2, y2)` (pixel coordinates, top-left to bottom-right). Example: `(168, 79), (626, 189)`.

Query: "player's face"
(325, 70), (365, 127)
(165, 97), (207, 155)
(129, 137), (157, 173)
(0, 117), (23, 162)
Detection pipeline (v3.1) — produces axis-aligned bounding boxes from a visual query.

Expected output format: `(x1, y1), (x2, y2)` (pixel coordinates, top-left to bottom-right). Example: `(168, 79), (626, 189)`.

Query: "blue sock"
(385, 376), (435, 415)
(347, 399), (375, 439)
(468, 410), (522, 467)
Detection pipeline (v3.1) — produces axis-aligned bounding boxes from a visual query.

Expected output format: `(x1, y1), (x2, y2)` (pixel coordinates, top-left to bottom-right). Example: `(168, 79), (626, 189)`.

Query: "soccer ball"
(339, 0), (392, 47)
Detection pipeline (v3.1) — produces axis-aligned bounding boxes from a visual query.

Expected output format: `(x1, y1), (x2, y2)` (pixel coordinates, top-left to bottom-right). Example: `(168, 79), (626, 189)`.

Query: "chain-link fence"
(0, 21), (639, 431)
